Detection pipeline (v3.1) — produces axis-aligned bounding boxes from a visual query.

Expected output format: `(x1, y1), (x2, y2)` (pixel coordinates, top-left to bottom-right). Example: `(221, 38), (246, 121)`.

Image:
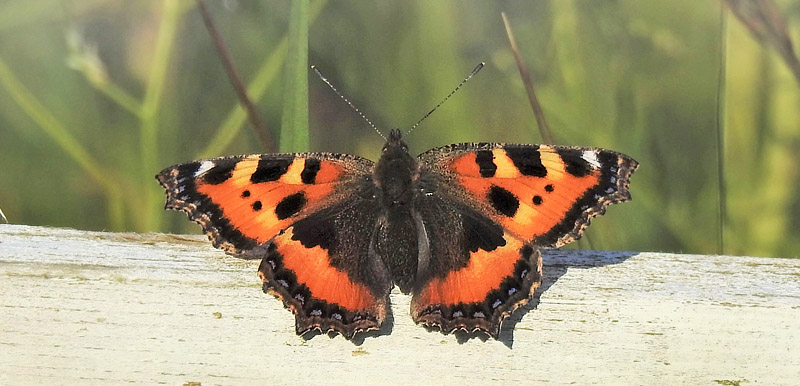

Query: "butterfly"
(156, 127), (637, 339)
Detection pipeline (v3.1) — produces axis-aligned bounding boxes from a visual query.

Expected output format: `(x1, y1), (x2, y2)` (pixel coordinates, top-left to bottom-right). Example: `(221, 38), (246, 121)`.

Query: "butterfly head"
(382, 128), (410, 155)
(376, 128), (416, 207)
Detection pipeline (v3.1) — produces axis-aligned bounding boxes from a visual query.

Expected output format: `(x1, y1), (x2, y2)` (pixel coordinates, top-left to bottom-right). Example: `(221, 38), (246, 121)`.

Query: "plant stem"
(279, 0), (310, 153)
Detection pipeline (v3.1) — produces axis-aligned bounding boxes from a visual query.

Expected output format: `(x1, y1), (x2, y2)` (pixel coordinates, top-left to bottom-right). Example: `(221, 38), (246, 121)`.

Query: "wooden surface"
(1, 224), (798, 385)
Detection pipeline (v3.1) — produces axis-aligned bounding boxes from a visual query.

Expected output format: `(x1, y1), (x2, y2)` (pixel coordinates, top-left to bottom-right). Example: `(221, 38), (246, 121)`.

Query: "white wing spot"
(194, 160), (215, 177)
(581, 150), (600, 168)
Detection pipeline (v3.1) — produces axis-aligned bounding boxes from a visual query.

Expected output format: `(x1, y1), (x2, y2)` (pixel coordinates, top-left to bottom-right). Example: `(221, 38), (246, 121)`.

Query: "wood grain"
(1, 224), (798, 385)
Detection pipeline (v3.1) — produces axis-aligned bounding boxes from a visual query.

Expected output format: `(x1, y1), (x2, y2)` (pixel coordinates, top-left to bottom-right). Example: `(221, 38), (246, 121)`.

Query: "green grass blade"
(0, 56), (126, 230)
(139, 0), (184, 231)
(66, 27), (144, 118)
(198, 39), (287, 158)
(0, 57), (109, 187)
(197, 0), (326, 158)
(95, 81), (144, 118)
(195, 0), (274, 152)
(501, 12), (554, 144)
(279, 0), (310, 153)
(715, 5), (728, 255)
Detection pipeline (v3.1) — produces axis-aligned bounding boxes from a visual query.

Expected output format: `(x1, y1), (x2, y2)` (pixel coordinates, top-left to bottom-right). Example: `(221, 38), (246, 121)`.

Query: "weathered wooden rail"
(1, 224), (798, 385)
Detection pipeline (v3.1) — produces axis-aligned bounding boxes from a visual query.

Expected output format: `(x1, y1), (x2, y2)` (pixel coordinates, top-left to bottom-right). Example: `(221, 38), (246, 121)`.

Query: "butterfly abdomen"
(375, 210), (419, 293)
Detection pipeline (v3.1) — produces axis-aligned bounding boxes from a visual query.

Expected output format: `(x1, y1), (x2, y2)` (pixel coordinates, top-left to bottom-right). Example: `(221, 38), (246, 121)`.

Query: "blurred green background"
(1, 1), (798, 258)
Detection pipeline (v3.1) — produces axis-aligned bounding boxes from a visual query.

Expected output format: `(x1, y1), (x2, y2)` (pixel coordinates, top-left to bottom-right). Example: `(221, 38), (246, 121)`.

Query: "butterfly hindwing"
(249, 197), (392, 338)
(157, 152), (392, 337)
(410, 143), (637, 336)
(410, 193), (543, 338)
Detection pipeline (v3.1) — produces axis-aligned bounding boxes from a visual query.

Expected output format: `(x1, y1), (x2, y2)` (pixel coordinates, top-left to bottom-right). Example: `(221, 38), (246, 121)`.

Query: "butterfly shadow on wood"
(496, 249), (638, 348)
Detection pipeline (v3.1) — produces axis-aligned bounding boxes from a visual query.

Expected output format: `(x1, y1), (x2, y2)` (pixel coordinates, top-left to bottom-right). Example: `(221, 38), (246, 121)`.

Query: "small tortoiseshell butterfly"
(156, 67), (638, 340)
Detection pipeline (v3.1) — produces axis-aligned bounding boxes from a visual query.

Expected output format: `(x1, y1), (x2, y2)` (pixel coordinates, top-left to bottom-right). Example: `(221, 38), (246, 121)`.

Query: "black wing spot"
(505, 146), (547, 177)
(545, 184), (554, 192)
(174, 162), (201, 178)
(252, 200), (262, 211)
(241, 190), (251, 198)
(532, 195), (543, 205)
(301, 158), (321, 184)
(475, 150), (496, 178)
(463, 213), (506, 253)
(557, 148), (592, 177)
(202, 159), (238, 185)
(291, 212), (336, 251)
(251, 158), (293, 183)
(275, 192), (307, 220)
(488, 185), (519, 217)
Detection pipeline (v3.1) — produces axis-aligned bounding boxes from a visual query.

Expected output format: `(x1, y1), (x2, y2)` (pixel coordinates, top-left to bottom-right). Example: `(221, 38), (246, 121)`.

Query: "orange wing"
(157, 152), (373, 254)
(419, 143), (638, 248)
(411, 143), (637, 337)
(157, 152), (392, 338)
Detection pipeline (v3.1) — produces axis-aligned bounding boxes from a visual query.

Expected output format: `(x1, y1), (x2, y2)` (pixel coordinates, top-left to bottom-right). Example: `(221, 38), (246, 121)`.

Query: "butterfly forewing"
(418, 143), (638, 247)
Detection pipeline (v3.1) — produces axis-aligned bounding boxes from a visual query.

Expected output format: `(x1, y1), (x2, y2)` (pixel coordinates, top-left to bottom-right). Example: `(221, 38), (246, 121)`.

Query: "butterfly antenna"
(311, 65), (386, 141)
(406, 62), (485, 137)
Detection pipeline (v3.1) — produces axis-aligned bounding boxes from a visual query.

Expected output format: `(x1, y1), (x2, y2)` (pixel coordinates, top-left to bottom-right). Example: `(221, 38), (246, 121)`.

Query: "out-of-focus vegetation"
(1, 1), (798, 258)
